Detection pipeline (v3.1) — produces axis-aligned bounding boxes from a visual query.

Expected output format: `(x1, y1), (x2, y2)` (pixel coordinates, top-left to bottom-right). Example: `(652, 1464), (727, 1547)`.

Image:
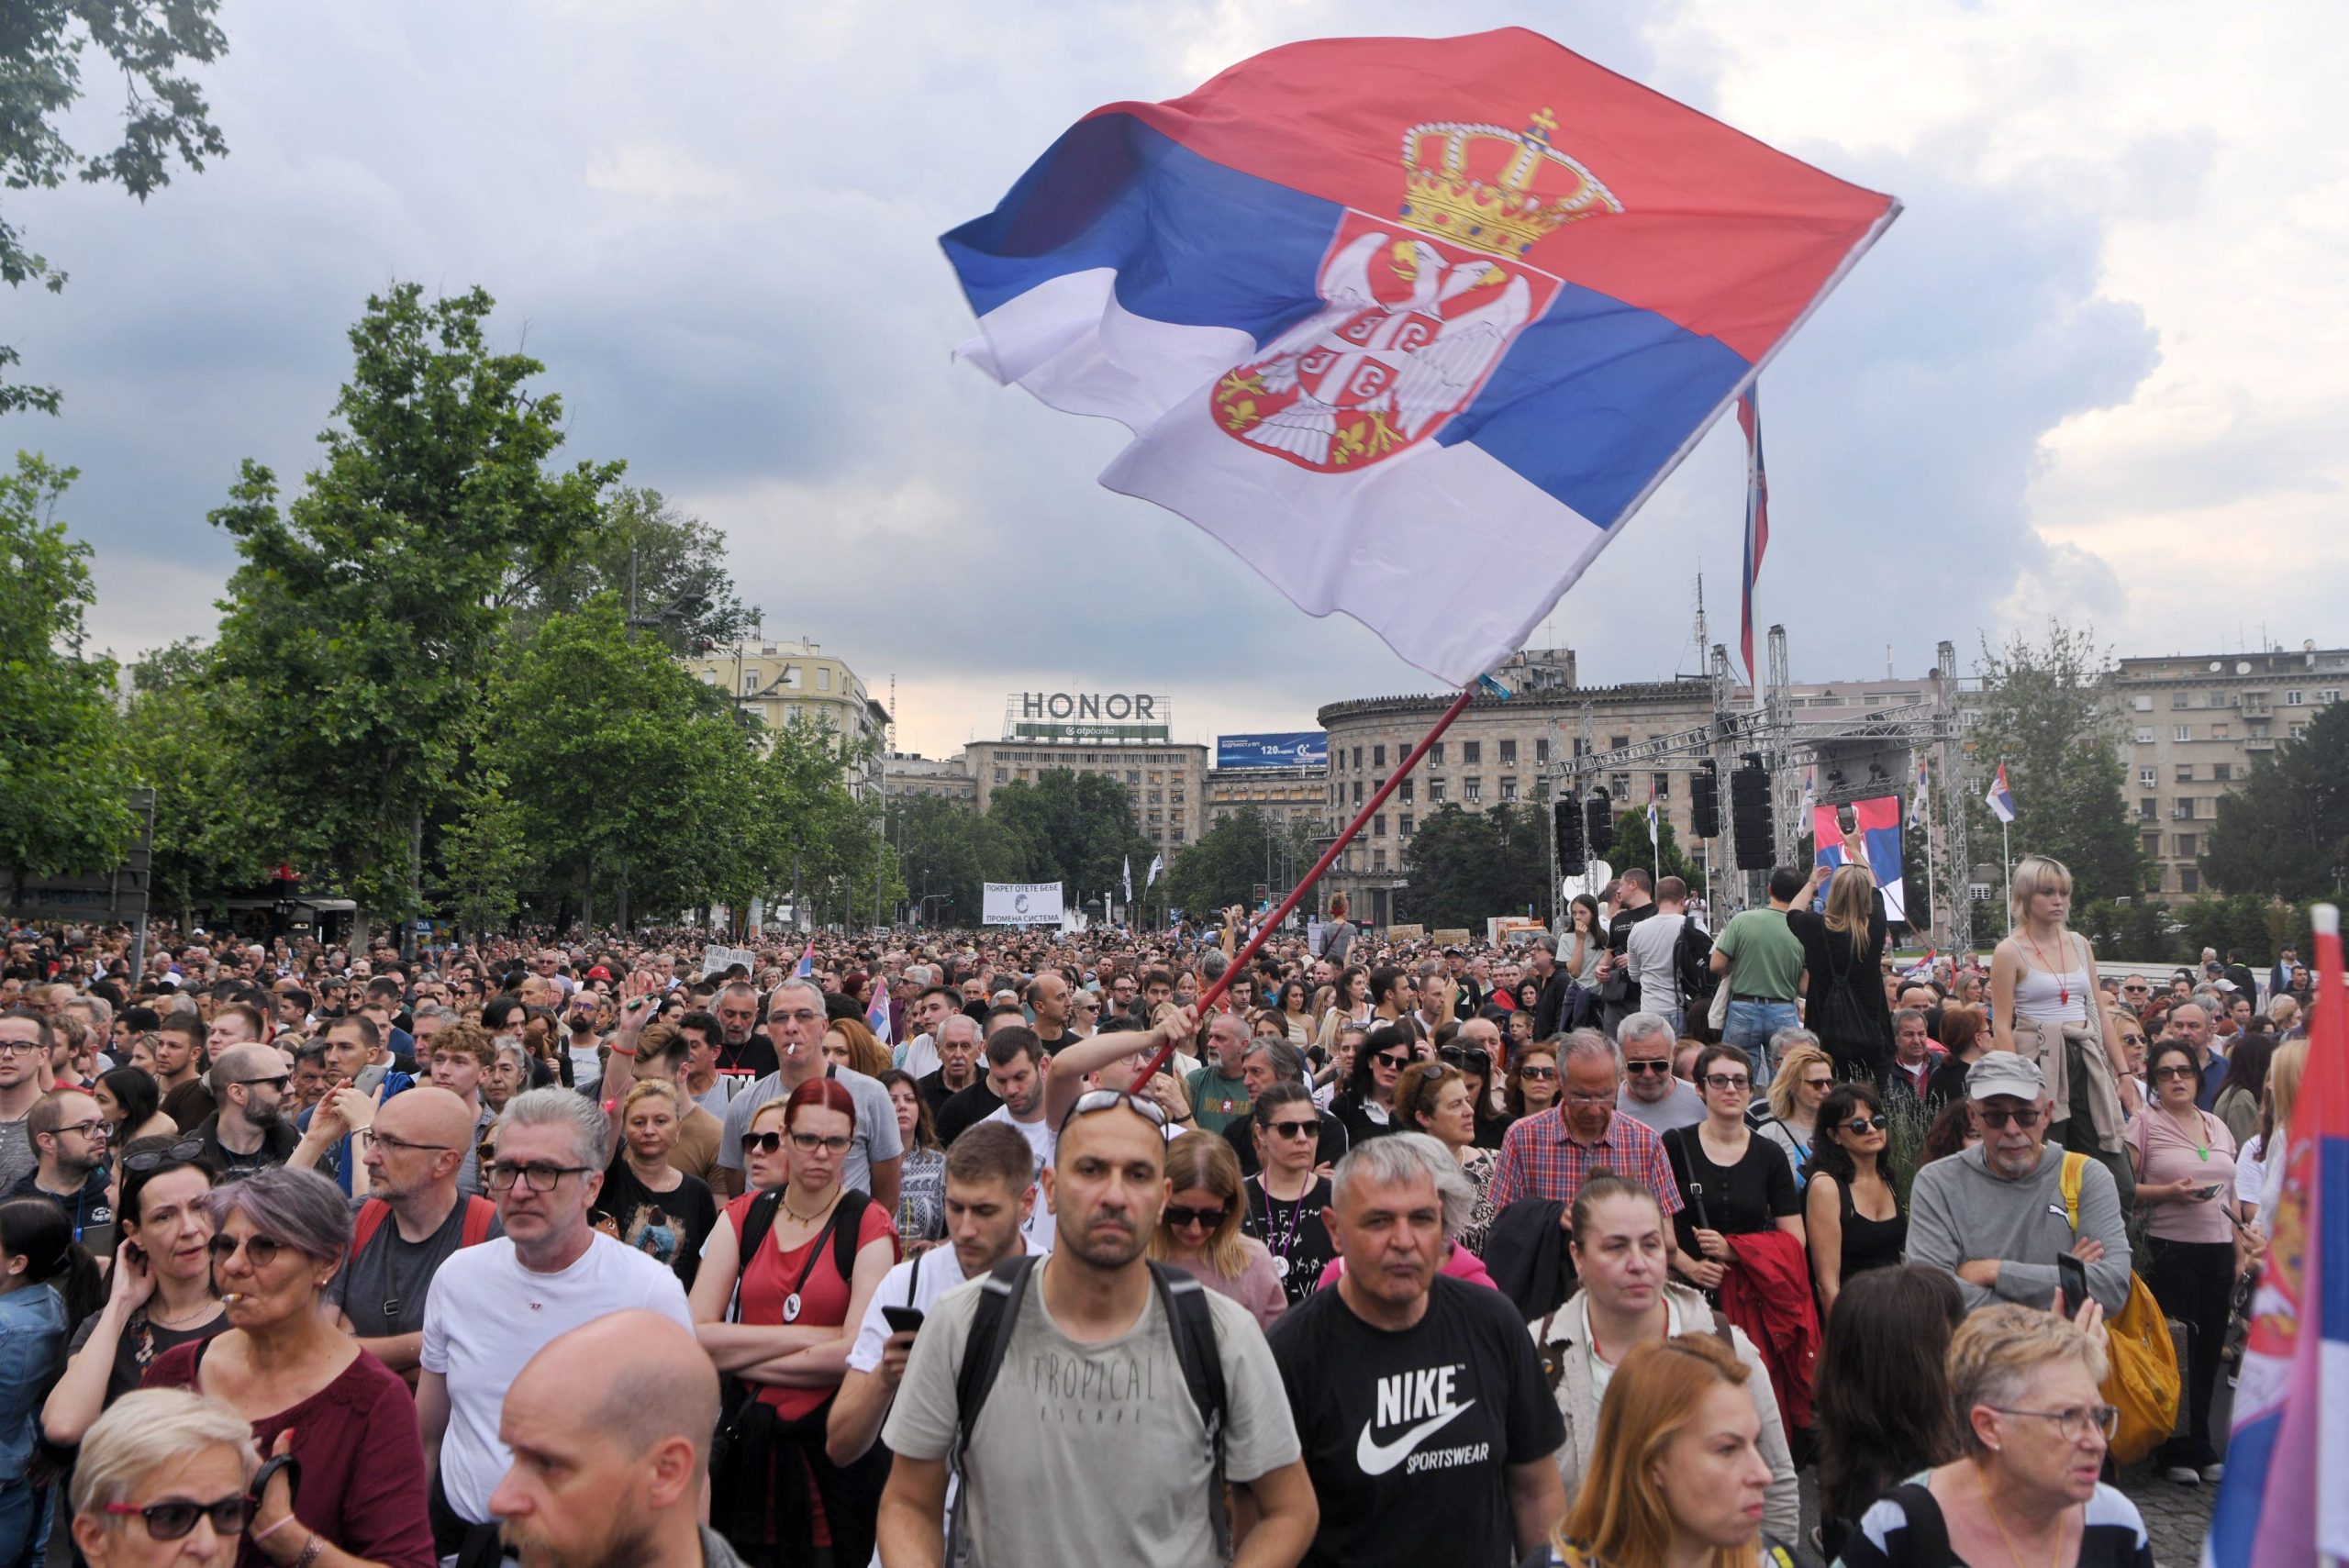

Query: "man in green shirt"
(1186, 1011), (1253, 1136)
(1710, 865), (1808, 1080)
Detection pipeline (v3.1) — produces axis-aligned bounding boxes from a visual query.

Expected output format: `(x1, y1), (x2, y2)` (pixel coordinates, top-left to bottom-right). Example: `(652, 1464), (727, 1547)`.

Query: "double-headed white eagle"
(1240, 229), (1532, 466)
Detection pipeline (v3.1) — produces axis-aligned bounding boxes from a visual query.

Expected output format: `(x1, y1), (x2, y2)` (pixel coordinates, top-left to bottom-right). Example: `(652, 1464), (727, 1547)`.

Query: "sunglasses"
(1976, 1106), (2043, 1129)
(1056, 1087), (1170, 1135)
(1802, 1077), (1835, 1092)
(123, 1138), (207, 1173)
(1163, 1203), (1230, 1229)
(206, 1233), (290, 1269)
(2151, 1064), (2199, 1082)
(1623, 1059), (1673, 1075)
(1518, 1065), (1557, 1081)
(1372, 1052), (1410, 1070)
(1261, 1118), (1318, 1140)
(103, 1496), (251, 1540)
(1842, 1114), (1890, 1135)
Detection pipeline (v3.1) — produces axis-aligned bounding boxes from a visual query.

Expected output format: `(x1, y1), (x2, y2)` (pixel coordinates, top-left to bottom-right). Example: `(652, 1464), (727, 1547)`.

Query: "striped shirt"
(1834, 1477), (2153, 1568)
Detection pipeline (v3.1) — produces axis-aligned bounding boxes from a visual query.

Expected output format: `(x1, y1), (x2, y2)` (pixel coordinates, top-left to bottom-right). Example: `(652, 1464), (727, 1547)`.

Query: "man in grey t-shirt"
(878, 1093), (1315, 1567)
(714, 978), (901, 1207)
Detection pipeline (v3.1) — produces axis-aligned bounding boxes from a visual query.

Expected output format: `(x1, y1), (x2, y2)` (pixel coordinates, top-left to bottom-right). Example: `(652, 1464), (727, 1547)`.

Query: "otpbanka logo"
(1213, 109), (1621, 473)
(1355, 1365), (1485, 1477)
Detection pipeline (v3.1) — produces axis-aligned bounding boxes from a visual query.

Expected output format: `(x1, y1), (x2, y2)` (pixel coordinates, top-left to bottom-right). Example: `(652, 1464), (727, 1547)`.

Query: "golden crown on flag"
(1398, 108), (1622, 257)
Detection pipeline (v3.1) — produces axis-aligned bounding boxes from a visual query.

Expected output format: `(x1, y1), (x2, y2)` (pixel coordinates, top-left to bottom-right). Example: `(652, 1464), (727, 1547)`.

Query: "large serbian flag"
(941, 29), (1898, 684)
(1813, 795), (1908, 924)
(2206, 903), (2349, 1567)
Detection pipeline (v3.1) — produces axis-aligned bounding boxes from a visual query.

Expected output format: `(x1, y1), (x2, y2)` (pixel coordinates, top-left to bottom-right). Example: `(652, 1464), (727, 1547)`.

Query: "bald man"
(328, 1086), (500, 1383)
(488, 1309), (745, 1568)
(189, 1040), (300, 1174)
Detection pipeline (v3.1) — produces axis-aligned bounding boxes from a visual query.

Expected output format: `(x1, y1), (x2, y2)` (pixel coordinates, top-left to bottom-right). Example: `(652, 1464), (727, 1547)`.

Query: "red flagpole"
(1130, 683), (1482, 1088)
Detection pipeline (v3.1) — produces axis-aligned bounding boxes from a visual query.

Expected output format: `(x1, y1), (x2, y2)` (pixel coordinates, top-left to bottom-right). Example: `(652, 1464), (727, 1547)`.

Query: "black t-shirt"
(916, 1067), (981, 1119)
(1661, 1125), (1801, 1261)
(712, 1035), (780, 1090)
(595, 1160), (718, 1290)
(1787, 895), (1892, 1065)
(1606, 902), (1660, 1007)
(1240, 1175), (1337, 1306)
(67, 1303), (226, 1409)
(328, 1195), (506, 1339)
(1268, 1273), (1566, 1568)
(934, 1079), (1004, 1147)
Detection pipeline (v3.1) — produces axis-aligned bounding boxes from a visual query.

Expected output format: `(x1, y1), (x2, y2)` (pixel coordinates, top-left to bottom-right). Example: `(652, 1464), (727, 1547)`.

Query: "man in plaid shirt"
(1489, 1030), (1686, 1219)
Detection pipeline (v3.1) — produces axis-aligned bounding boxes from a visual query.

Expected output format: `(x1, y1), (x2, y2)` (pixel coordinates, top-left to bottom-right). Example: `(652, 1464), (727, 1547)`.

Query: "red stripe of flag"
(1737, 386), (1769, 683)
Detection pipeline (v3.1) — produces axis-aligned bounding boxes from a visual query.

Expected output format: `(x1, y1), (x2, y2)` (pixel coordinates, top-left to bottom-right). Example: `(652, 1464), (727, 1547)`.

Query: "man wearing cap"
(1907, 1053), (2132, 1316)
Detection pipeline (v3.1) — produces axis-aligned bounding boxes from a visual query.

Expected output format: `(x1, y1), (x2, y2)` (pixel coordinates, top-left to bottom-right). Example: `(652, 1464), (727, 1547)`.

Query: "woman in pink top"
(1150, 1134), (1286, 1329)
(2128, 1039), (2239, 1486)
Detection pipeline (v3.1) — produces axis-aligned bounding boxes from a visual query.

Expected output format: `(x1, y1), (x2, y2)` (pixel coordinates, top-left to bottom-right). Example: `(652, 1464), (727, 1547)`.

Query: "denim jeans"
(1723, 999), (1800, 1079)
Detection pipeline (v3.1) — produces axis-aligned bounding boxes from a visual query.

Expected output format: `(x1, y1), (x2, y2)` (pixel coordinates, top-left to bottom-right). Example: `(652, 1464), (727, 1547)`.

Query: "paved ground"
(2117, 1460), (2218, 1566)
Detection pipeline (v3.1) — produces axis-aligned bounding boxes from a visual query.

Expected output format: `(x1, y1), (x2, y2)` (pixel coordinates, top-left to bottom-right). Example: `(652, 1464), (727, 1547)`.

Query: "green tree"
(985, 771), (1154, 906)
(1601, 806), (1701, 893)
(886, 794), (1025, 929)
(119, 637), (279, 926)
(437, 773), (534, 940)
(2201, 696), (2349, 905)
(3, 2), (228, 414)
(1399, 804), (1549, 929)
(2076, 897), (2183, 964)
(1162, 806), (1307, 917)
(726, 714), (896, 930)
(207, 284), (621, 942)
(0, 453), (132, 881)
(1965, 622), (2148, 904)
(511, 485), (758, 655)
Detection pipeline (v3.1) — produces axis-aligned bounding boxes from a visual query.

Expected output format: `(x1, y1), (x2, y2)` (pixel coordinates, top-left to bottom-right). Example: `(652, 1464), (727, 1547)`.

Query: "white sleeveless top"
(2013, 933), (2088, 1024)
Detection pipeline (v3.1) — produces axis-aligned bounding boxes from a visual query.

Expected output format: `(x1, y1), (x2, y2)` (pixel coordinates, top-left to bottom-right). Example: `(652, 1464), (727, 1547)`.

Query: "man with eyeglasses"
(328, 1085), (500, 1385)
(11, 1087), (117, 1255)
(0, 1007), (51, 1195)
(1488, 1030), (1685, 1229)
(1908, 1053), (2132, 1316)
(419, 1087), (694, 1562)
(714, 978), (901, 1207)
(188, 1042), (300, 1176)
(1611, 1013), (1703, 1134)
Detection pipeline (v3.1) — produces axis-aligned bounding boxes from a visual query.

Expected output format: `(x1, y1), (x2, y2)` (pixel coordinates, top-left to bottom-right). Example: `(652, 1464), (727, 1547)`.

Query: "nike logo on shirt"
(1355, 1400), (1476, 1476)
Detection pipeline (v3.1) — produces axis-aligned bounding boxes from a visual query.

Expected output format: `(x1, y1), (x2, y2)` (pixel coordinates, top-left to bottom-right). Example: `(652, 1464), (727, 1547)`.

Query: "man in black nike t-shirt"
(1267, 1133), (1564, 1568)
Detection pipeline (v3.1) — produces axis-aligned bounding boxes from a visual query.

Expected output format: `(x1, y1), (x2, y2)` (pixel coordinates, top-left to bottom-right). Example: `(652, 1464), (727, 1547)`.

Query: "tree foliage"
(207, 284), (621, 932)
(510, 485), (758, 656)
(1398, 804), (1550, 929)
(1162, 807), (1315, 917)
(3, 1), (229, 414)
(984, 772), (1156, 907)
(1965, 622), (2148, 904)
(119, 637), (280, 926)
(0, 453), (132, 879)
(2201, 696), (2349, 905)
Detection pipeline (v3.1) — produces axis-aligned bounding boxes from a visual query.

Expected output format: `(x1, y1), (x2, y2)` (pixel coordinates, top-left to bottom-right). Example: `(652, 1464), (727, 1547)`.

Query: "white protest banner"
(982, 882), (1064, 928)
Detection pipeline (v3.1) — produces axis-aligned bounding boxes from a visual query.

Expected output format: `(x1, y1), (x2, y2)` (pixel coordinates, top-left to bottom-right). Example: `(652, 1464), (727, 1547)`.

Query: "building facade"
(2108, 644), (2349, 898)
(882, 752), (978, 806)
(1205, 765), (1328, 834)
(963, 740), (1209, 861)
(693, 637), (891, 795)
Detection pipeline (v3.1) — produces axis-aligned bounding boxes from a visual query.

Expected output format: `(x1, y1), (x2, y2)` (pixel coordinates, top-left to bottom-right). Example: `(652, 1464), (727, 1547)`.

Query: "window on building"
(1147, 790), (1162, 804)
(2212, 763), (2232, 782)
(1353, 747), (1364, 769)
(1431, 779), (1447, 803)
(1431, 742), (1445, 765)
(781, 667), (802, 690)
(2138, 797), (2157, 820)
(2139, 767), (2156, 787)
(2288, 690), (2306, 706)
(2132, 695), (2153, 711)
(1172, 825), (1186, 842)
(2134, 728), (2154, 744)
(1611, 735), (1630, 751)
(2212, 723), (2229, 740)
(1499, 778), (1519, 802)
(1464, 778), (1482, 803)
(1372, 850), (1386, 872)
(2141, 830), (2161, 858)
(1611, 773), (1631, 798)
(2176, 764), (2194, 783)
(1127, 770), (1141, 784)
(1400, 779), (1414, 804)
(1353, 781), (1364, 804)
(994, 768), (1008, 784)
(2176, 832), (2197, 857)
(2173, 799), (2194, 820)
(2172, 690), (2190, 708)
(1536, 738), (1551, 764)
(2292, 723), (2309, 739)
(1653, 772), (1670, 797)
(1498, 740), (1517, 765)
(2325, 689), (2343, 705)
(1399, 813), (1414, 836)
(816, 667), (831, 691)
(1373, 814), (1386, 837)
(2175, 725), (2192, 741)
(1373, 778), (1385, 796)
(1462, 741), (1482, 764)
(2178, 866), (2199, 894)
(1373, 744), (1386, 767)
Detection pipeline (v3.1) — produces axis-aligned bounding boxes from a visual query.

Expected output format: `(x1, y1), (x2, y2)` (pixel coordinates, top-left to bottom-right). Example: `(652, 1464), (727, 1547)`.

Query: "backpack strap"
(351, 1198), (392, 1258)
(1704, 1304), (1739, 1351)
(830, 1188), (874, 1284)
(1149, 1261), (1230, 1560)
(1892, 1481), (1953, 1563)
(725, 1191), (785, 1326)
(458, 1195), (496, 1249)
(2058, 1151), (2087, 1233)
(946, 1253), (1041, 1566)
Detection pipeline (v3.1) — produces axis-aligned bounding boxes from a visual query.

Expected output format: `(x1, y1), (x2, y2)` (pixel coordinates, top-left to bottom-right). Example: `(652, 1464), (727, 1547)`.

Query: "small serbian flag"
(1986, 764), (2017, 825)
(942, 29), (1898, 684)
(792, 940), (815, 979)
(1815, 795), (1908, 924)
(865, 981), (894, 1047)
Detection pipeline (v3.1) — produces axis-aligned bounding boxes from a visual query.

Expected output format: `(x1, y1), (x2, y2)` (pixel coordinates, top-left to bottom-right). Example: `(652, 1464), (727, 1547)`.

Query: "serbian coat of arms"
(1212, 108), (1623, 473)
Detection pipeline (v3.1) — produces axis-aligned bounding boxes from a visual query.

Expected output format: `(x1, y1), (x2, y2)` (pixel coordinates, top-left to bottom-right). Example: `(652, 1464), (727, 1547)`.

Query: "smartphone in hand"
(880, 1305), (926, 1335)
(2056, 1251), (2090, 1312)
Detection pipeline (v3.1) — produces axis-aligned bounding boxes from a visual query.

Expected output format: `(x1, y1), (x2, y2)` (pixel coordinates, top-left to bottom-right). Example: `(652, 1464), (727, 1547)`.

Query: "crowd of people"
(0, 829), (2306, 1567)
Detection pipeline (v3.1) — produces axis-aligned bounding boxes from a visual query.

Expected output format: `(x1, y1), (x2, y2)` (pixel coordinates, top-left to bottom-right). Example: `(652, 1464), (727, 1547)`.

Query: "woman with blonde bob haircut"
(70, 1386), (258, 1568)
(1526, 1332), (1795, 1568)
(1835, 1303), (2154, 1567)
(1753, 1040), (1836, 1188)
(1149, 1131), (1286, 1328)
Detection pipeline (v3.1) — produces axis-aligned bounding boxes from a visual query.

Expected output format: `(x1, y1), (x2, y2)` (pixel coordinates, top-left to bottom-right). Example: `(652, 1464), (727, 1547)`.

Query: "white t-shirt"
(420, 1232), (694, 1524)
(1625, 910), (1689, 1014)
(981, 1107), (1059, 1251)
(896, 1032), (941, 1080)
(846, 1241), (1045, 1374)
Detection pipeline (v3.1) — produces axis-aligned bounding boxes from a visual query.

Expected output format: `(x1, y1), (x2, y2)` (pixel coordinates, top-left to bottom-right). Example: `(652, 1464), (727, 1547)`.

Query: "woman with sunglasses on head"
(1150, 1133), (1285, 1329)
(67, 1386), (257, 1568)
(2125, 1038), (2239, 1487)
(43, 1140), (225, 1449)
(1804, 1083), (1905, 1319)
(691, 1081), (898, 1567)
(1663, 1045), (1804, 1296)
(141, 1163), (436, 1568)
(1396, 1061), (1500, 1256)
(1836, 1303), (2154, 1568)
(1329, 1022), (1411, 1148)
(1241, 1084), (1336, 1307)
(1753, 1040), (1835, 1190)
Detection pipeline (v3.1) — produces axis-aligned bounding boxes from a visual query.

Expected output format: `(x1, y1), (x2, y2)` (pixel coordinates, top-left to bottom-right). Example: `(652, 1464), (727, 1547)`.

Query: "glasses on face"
(370, 1131), (455, 1156)
(1518, 1065), (1557, 1081)
(1842, 1114), (1890, 1135)
(2152, 1064), (2199, 1082)
(1372, 1052), (1409, 1071)
(52, 1118), (107, 1140)
(2120, 1033), (2147, 1047)
(1437, 1046), (1486, 1072)
(1976, 1106), (2043, 1129)
(1056, 1086), (1171, 1135)
(1163, 1203), (1230, 1230)
(0, 1041), (40, 1058)
(790, 1131), (852, 1155)
(1623, 1059), (1672, 1075)
(123, 1138), (207, 1172)
(771, 1008), (824, 1027)
(476, 1139), (497, 1164)
(1801, 1076), (1834, 1092)
(1987, 1403), (2120, 1442)
(1702, 1073), (1751, 1092)
(237, 1075), (291, 1092)
(486, 1160), (591, 1192)
(103, 1496), (252, 1540)
(206, 1233), (290, 1269)
(1263, 1118), (1318, 1140)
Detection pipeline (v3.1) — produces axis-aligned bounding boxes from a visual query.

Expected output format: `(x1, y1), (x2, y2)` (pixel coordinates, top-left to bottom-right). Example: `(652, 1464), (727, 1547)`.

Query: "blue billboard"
(1216, 731), (1328, 771)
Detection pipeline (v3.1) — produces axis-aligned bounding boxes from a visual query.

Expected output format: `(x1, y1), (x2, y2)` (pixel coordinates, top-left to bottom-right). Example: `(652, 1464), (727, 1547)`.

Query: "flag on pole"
(865, 981), (894, 1047)
(792, 940), (815, 979)
(2205, 902), (2349, 1567)
(1736, 386), (1770, 683)
(1908, 756), (1931, 831)
(1122, 855), (1133, 903)
(1646, 776), (1660, 862)
(941, 29), (1898, 685)
(1800, 768), (1816, 832)
(1146, 854), (1163, 890)
(1986, 764), (2018, 825)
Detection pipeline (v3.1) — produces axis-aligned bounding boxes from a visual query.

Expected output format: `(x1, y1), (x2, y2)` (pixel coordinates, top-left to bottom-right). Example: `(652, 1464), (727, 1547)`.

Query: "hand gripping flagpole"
(1128, 684), (1481, 1090)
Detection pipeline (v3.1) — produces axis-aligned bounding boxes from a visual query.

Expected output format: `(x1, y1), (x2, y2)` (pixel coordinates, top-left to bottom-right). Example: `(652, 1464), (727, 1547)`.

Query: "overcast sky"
(8, 0), (2342, 760)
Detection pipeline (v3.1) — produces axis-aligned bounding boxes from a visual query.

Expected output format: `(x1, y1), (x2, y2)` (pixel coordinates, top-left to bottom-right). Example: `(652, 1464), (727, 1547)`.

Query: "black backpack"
(1675, 918), (1720, 1006)
(946, 1254), (1228, 1561)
